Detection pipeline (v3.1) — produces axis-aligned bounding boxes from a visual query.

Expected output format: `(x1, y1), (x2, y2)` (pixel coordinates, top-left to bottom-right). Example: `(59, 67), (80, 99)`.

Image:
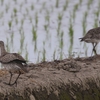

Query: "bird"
(79, 27), (100, 56)
(0, 41), (27, 86)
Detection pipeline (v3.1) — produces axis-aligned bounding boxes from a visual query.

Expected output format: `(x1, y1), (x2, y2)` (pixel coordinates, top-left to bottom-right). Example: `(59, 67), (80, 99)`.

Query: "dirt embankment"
(0, 55), (100, 100)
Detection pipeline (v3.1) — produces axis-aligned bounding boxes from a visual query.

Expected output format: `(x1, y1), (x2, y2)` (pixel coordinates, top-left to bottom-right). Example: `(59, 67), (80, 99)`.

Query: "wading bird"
(0, 41), (27, 86)
(79, 27), (100, 55)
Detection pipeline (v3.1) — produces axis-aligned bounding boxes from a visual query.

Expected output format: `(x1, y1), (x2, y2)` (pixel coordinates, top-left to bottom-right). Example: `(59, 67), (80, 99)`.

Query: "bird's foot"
(92, 48), (98, 56)
(3, 82), (11, 86)
(94, 50), (98, 56)
(10, 81), (17, 86)
(3, 81), (17, 86)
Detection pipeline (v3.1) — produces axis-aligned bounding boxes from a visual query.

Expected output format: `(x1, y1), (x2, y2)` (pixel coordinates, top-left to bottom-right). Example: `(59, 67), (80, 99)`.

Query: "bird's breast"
(84, 38), (100, 43)
(1, 63), (21, 71)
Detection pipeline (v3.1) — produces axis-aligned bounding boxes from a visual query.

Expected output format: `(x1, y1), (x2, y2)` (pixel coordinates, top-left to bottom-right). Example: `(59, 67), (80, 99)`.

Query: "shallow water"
(0, 0), (99, 63)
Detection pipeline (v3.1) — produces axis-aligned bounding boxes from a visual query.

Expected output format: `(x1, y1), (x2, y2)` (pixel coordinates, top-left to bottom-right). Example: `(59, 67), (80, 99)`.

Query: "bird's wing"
(86, 27), (100, 38)
(0, 53), (26, 63)
(81, 27), (100, 41)
(13, 53), (26, 62)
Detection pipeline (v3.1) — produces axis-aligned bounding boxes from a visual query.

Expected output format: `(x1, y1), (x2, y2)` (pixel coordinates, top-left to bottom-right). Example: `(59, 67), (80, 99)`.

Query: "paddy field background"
(0, 0), (99, 63)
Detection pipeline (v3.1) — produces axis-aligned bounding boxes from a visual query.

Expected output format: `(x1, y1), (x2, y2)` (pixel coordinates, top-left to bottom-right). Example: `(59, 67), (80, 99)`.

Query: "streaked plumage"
(0, 41), (27, 86)
(80, 27), (100, 55)
(0, 53), (26, 63)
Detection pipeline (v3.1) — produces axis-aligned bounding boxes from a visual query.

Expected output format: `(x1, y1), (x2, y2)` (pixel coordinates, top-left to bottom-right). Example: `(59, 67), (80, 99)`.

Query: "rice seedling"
(82, 11), (88, 54)
(93, 10), (99, 27)
(68, 18), (73, 55)
(74, 4), (79, 12)
(21, 19), (24, 26)
(20, 31), (25, 53)
(73, 3), (79, 21)
(55, 0), (59, 8)
(59, 31), (64, 60)
(44, 24), (48, 33)
(25, 44), (28, 61)
(82, 21), (86, 35)
(94, 11), (99, 18)
(42, 42), (46, 61)
(10, 32), (14, 47)
(60, 51), (63, 60)
(42, 2), (46, 10)
(87, 0), (93, 10)
(98, 0), (100, 9)
(53, 50), (56, 60)
(37, 51), (40, 63)
(45, 10), (50, 24)
(26, 8), (29, 15)
(0, 0), (4, 5)
(6, 38), (10, 52)
(68, 42), (73, 56)
(0, 12), (3, 18)
(44, 10), (50, 36)
(57, 25), (61, 36)
(59, 31), (64, 50)
(63, 0), (69, 11)
(79, 0), (83, 5)
(35, 12), (38, 29)
(69, 19), (73, 43)
(93, 18), (98, 28)
(19, 28), (22, 35)
(42, 48), (46, 61)
(13, 8), (17, 16)
(31, 4), (34, 10)
(82, 11), (88, 35)
(57, 13), (63, 35)
(5, 4), (9, 13)
(34, 41), (37, 52)
(32, 26), (37, 42)
(14, 0), (17, 4)
(8, 21), (12, 30)
(58, 13), (63, 21)
(32, 26), (37, 52)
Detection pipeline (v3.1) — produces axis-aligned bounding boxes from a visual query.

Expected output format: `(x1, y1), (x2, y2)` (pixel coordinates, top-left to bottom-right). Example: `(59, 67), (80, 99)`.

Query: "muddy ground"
(0, 55), (100, 100)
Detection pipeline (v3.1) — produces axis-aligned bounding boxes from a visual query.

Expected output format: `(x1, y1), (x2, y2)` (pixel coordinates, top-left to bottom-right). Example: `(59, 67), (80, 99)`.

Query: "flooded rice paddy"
(0, 0), (99, 63)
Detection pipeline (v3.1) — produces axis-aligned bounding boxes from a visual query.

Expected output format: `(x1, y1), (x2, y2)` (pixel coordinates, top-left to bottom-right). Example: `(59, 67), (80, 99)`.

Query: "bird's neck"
(0, 46), (7, 57)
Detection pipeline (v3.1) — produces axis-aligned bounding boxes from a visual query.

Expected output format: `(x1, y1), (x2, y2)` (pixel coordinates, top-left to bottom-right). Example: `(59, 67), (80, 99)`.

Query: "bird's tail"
(79, 37), (84, 42)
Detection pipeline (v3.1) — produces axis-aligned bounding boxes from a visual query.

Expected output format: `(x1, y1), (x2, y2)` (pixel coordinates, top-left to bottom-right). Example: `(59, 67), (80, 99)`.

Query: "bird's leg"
(4, 71), (13, 85)
(91, 43), (94, 56)
(9, 71), (13, 85)
(93, 43), (98, 55)
(10, 70), (21, 86)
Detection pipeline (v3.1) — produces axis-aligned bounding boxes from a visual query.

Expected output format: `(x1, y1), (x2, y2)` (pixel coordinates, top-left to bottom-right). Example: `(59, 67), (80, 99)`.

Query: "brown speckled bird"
(0, 41), (27, 86)
(80, 27), (100, 55)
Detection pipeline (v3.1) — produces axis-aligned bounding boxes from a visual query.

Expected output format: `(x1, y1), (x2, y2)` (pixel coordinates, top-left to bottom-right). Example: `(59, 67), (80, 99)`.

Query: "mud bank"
(0, 55), (100, 100)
